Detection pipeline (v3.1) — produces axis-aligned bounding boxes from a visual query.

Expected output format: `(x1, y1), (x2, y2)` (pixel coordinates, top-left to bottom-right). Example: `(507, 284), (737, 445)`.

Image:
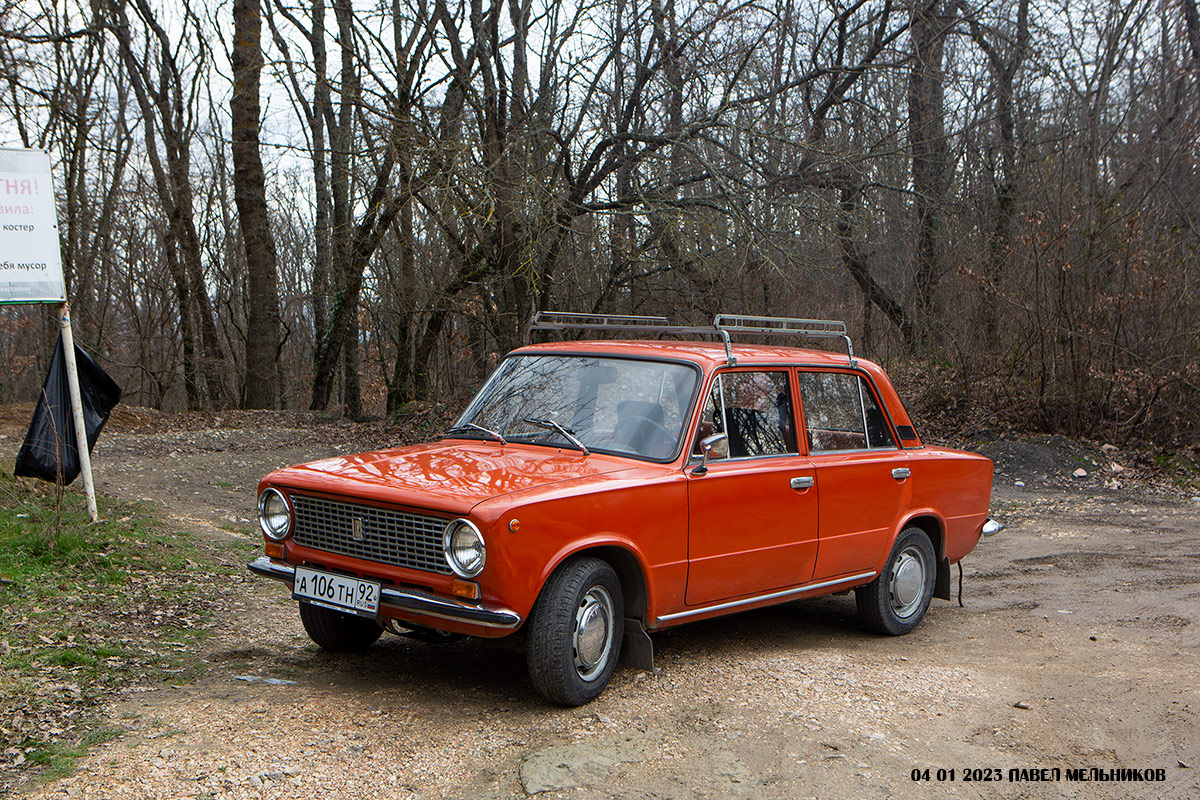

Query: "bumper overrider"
(982, 518), (1004, 537)
(247, 557), (522, 631)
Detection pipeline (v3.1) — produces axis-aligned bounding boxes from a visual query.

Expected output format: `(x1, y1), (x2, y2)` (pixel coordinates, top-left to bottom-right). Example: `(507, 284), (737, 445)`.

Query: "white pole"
(59, 302), (99, 522)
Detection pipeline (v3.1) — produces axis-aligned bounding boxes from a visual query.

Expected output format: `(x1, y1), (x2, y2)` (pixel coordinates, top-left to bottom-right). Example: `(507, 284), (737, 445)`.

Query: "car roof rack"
(711, 314), (855, 366)
(525, 311), (856, 368)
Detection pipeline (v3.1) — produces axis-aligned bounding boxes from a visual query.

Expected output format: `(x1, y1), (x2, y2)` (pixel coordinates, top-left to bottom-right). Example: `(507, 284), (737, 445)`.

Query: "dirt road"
(8, 411), (1200, 799)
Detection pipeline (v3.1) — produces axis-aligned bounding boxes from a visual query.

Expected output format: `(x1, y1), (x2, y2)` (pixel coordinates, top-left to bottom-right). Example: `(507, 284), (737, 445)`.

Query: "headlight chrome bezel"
(443, 518), (486, 578)
(258, 488), (292, 541)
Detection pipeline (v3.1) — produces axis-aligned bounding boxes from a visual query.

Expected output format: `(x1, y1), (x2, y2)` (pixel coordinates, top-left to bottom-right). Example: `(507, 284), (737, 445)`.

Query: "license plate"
(293, 566), (380, 618)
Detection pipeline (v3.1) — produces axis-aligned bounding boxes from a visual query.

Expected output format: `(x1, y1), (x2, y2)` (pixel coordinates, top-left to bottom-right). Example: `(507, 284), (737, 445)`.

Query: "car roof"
(511, 338), (876, 372)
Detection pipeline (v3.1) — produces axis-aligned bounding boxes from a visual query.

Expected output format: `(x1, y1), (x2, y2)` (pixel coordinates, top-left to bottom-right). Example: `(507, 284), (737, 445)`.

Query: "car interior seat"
(613, 400), (668, 455)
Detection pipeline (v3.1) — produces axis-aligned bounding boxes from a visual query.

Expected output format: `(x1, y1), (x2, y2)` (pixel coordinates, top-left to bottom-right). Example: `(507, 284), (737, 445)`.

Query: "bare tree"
(269, 0), (439, 414)
(0, 0), (1196, 447)
(956, 0), (1029, 347)
(906, 0), (954, 339)
(1185, 0), (1200, 64)
(232, 0), (283, 408)
(95, 0), (228, 409)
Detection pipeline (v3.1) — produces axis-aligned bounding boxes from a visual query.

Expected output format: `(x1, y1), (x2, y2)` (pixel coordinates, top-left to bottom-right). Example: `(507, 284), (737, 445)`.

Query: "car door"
(685, 369), (818, 606)
(797, 370), (911, 580)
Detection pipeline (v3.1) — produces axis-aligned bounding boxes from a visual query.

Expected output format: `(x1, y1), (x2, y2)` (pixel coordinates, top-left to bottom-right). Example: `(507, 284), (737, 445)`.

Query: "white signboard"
(0, 148), (65, 303)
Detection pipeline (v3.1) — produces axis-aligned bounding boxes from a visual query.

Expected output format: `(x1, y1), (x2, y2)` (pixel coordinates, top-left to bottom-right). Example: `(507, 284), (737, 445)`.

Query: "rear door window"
(797, 372), (895, 452)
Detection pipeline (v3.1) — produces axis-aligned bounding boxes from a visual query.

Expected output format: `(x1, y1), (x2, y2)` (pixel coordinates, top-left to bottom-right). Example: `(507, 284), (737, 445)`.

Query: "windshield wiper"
(445, 422), (508, 445)
(522, 417), (590, 455)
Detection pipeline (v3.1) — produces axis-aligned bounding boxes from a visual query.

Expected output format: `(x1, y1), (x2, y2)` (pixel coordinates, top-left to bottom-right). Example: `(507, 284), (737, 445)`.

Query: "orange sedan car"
(250, 314), (1000, 705)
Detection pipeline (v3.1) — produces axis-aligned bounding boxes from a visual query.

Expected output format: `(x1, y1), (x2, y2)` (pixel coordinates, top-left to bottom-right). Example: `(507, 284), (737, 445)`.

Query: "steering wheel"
(613, 416), (676, 456)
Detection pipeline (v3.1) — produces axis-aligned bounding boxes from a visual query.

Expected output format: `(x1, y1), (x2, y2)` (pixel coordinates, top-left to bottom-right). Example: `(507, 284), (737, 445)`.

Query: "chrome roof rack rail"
(525, 312), (710, 342)
(711, 314), (855, 367)
(525, 312), (668, 342)
(525, 311), (737, 364)
(525, 311), (854, 368)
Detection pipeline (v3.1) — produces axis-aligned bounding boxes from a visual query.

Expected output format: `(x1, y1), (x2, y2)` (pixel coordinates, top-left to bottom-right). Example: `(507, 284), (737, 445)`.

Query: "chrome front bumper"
(247, 556), (522, 631)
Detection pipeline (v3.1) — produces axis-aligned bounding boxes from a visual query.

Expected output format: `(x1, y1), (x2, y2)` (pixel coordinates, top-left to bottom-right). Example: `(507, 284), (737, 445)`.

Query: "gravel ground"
(2, 407), (1198, 799)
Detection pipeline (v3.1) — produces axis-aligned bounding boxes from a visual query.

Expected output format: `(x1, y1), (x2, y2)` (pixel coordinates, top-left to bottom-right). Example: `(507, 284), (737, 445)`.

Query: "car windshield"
(450, 355), (701, 461)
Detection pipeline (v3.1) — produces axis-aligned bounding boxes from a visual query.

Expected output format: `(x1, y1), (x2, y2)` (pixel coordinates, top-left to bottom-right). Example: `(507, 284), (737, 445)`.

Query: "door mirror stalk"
(691, 433), (729, 475)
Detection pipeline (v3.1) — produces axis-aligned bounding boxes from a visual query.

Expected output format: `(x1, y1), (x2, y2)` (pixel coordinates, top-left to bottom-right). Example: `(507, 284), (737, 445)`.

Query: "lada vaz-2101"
(249, 313), (1000, 705)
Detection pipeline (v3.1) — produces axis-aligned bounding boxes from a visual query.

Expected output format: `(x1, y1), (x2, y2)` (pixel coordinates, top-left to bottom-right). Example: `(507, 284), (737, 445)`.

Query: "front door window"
(696, 371), (798, 458)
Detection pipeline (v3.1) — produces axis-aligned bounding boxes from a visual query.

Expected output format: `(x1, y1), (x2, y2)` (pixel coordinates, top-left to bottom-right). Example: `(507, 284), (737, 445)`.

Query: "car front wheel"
(526, 557), (624, 706)
(856, 527), (936, 635)
(299, 601), (384, 652)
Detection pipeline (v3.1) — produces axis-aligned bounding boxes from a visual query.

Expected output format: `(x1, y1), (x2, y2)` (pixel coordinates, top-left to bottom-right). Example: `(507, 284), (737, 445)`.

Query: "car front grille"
(289, 494), (451, 574)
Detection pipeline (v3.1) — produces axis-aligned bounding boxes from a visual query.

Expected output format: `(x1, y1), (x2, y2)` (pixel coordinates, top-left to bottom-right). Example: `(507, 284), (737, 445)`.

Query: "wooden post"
(59, 302), (98, 522)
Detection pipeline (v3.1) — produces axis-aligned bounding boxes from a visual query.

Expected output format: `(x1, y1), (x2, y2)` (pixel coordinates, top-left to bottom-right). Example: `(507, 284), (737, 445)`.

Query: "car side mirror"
(691, 433), (729, 475)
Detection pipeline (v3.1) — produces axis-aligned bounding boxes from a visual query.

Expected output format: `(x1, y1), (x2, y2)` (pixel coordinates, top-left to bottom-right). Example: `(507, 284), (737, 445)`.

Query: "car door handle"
(891, 467), (911, 480)
(789, 476), (815, 490)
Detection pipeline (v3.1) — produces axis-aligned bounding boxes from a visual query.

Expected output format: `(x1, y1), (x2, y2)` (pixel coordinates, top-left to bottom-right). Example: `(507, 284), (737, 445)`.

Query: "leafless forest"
(0, 0), (1196, 447)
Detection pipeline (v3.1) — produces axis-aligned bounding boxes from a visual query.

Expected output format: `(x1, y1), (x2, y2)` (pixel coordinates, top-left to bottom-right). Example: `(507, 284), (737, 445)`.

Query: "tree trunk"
(310, 0), (362, 414)
(385, 174), (416, 414)
(837, 184), (914, 346)
(1185, 0), (1200, 64)
(310, 0), (332, 347)
(232, 0), (283, 409)
(908, 0), (952, 340)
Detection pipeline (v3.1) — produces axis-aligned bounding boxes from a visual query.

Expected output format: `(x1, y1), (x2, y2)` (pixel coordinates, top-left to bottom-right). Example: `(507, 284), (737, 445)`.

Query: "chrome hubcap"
(573, 586), (614, 681)
(890, 546), (927, 619)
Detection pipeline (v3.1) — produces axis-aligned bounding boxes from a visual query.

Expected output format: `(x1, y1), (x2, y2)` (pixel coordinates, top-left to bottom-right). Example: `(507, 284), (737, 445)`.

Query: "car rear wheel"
(856, 527), (936, 635)
(526, 557), (624, 706)
(299, 601), (384, 652)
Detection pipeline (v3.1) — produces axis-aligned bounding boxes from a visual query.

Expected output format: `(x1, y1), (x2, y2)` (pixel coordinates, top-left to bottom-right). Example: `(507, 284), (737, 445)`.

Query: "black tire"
(299, 602), (384, 652)
(526, 557), (624, 706)
(856, 527), (936, 635)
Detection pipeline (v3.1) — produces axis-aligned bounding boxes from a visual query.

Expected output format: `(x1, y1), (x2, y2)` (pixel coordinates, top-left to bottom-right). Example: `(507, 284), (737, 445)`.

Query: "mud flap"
(621, 618), (655, 671)
(934, 557), (952, 601)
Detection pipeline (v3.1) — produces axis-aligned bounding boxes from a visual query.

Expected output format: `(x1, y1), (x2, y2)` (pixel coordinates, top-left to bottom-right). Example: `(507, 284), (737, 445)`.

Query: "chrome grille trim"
(289, 494), (451, 574)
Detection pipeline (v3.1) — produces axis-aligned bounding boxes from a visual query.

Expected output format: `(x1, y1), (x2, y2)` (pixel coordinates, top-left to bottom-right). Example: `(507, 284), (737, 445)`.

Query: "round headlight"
(258, 488), (291, 541)
(444, 519), (486, 578)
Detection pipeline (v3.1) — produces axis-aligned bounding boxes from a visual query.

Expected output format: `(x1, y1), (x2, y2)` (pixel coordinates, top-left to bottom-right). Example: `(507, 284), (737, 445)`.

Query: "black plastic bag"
(14, 333), (122, 485)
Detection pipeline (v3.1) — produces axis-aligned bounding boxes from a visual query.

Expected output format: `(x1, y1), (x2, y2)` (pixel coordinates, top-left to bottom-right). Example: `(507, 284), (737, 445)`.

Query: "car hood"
(262, 440), (639, 515)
